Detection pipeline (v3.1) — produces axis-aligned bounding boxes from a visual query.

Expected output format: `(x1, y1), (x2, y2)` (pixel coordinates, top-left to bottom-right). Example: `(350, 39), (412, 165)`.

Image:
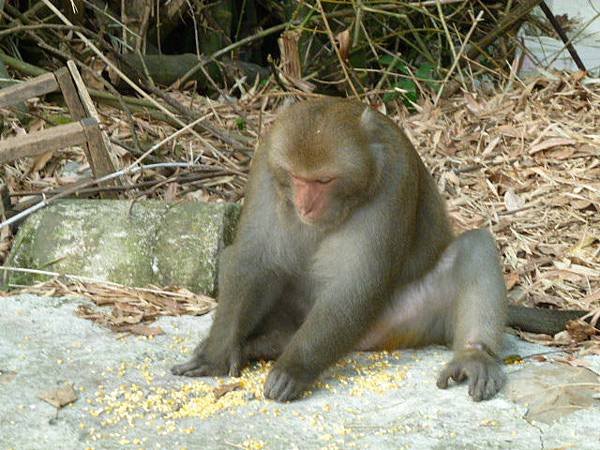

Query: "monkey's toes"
(264, 368), (308, 402)
(436, 363), (466, 389)
(470, 365), (506, 401)
(436, 353), (506, 401)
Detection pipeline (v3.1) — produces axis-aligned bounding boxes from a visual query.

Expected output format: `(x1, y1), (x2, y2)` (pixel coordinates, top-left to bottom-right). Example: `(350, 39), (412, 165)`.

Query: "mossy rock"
(3, 199), (240, 294)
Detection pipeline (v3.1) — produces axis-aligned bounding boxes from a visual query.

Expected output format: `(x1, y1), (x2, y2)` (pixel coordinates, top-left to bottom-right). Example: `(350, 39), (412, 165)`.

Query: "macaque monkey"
(172, 97), (590, 402)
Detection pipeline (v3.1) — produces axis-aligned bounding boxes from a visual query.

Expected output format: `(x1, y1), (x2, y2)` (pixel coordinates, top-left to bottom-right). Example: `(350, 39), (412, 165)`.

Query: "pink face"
(291, 175), (335, 223)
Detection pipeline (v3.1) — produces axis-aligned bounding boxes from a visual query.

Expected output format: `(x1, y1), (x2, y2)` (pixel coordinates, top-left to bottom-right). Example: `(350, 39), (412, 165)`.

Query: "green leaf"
(384, 77), (418, 107)
(377, 55), (409, 73)
(235, 117), (246, 131)
(415, 62), (441, 93)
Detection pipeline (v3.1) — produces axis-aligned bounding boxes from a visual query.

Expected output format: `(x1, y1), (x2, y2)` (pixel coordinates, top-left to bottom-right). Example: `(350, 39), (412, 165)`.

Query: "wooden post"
(80, 118), (121, 185)
(0, 62), (120, 199)
(54, 67), (87, 119)
(64, 61), (120, 191)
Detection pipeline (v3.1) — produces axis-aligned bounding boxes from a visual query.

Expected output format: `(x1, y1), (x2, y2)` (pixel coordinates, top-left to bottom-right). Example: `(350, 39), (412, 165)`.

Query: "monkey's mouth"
(297, 211), (344, 231)
(297, 211), (321, 225)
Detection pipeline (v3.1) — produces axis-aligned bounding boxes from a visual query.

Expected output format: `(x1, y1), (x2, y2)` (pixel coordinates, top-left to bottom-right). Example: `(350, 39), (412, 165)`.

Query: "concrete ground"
(1, 294), (599, 450)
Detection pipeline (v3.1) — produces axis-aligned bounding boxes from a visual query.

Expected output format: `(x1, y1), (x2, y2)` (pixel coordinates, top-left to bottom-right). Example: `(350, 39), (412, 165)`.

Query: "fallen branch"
(7, 170), (234, 209)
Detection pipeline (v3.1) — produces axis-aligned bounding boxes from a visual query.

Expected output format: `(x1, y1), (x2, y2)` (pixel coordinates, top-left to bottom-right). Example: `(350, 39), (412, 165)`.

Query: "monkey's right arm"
(172, 155), (287, 377)
(171, 241), (286, 377)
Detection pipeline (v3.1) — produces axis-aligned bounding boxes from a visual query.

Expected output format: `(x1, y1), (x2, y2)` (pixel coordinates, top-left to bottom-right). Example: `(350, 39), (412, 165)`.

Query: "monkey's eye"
(316, 177), (334, 184)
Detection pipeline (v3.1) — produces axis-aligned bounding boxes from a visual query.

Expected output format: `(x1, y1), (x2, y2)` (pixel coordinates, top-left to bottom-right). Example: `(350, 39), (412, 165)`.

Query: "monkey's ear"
(360, 106), (380, 131)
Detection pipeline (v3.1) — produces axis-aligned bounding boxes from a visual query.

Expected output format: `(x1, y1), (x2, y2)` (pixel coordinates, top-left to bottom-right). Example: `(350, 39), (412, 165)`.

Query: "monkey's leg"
(436, 229), (507, 401)
(244, 331), (292, 361)
(361, 229), (507, 401)
(171, 246), (286, 377)
(242, 302), (300, 361)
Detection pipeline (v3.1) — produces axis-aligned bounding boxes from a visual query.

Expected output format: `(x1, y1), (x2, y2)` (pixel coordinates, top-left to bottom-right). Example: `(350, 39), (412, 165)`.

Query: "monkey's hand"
(264, 367), (312, 402)
(170, 340), (243, 377)
(436, 348), (506, 401)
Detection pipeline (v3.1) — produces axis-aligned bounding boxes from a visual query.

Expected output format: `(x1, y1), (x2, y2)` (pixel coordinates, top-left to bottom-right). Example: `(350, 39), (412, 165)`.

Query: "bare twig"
(8, 171), (232, 201)
(0, 24), (83, 37)
(315, 0), (360, 99)
(0, 266), (216, 304)
(434, 10), (484, 104)
(538, 1), (586, 72)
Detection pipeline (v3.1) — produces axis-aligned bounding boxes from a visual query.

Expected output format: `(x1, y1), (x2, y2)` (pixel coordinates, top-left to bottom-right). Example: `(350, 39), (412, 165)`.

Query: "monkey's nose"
(299, 204), (314, 216)
(298, 207), (320, 223)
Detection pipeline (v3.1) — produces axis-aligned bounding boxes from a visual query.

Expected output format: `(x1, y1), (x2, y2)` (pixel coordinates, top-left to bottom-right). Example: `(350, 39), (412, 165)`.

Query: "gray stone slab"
(3, 200), (240, 294)
(1, 294), (599, 450)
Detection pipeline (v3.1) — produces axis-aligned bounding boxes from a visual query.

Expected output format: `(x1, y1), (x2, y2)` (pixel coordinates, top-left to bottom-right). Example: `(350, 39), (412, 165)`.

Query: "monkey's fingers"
(179, 367), (213, 377)
(466, 358), (506, 401)
(478, 363), (506, 401)
(467, 367), (484, 400)
(227, 349), (243, 377)
(170, 357), (221, 377)
(264, 368), (309, 402)
(171, 359), (202, 376)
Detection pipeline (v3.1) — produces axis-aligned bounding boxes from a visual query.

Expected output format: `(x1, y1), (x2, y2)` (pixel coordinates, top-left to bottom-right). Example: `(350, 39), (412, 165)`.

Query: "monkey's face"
(267, 99), (379, 228)
(269, 162), (348, 227)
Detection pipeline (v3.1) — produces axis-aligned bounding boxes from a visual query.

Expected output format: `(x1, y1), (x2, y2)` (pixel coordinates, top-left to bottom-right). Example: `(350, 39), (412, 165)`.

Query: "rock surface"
(1, 294), (599, 449)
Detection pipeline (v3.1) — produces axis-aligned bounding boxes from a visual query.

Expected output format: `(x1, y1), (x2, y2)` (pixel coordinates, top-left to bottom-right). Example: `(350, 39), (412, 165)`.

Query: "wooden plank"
(54, 67), (86, 119)
(80, 118), (118, 198)
(80, 118), (117, 174)
(0, 73), (59, 109)
(66, 60), (100, 120)
(66, 61), (120, 182)
(0, 121), (87, 164)
(0, 59), (27, 118)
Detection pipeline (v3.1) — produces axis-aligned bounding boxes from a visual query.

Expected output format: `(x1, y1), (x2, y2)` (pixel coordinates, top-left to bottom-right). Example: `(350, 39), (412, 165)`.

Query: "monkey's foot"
(264, 368), (310, 402)
(436, 350), (506, 402)
(171, 349), (242, 377)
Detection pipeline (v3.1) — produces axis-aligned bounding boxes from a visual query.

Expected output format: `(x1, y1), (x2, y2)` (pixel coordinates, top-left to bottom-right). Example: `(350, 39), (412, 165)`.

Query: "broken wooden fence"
(0, 60), (119, 194)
